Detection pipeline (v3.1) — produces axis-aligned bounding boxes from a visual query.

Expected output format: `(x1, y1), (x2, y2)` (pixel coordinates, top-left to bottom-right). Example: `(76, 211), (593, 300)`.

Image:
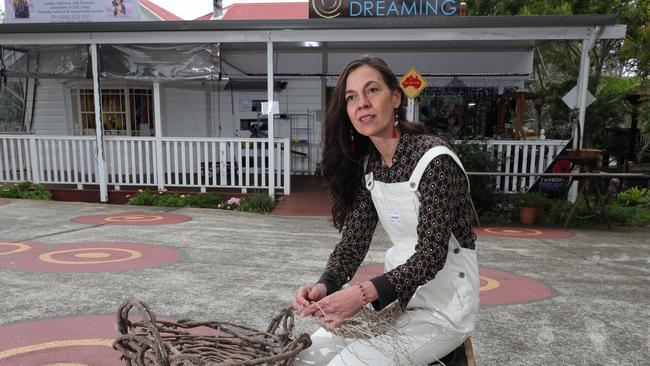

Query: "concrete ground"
(0, 198), (649, 365)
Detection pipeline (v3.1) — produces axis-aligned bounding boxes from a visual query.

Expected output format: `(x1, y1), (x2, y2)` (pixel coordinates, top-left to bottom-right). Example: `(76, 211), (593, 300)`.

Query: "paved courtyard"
(0, 198), (648, 365)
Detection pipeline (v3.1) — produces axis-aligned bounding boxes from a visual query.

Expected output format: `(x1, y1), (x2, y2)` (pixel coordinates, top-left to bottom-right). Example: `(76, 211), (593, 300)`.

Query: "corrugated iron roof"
(0, 14), (619, 33)
(223, 3), (308, 20)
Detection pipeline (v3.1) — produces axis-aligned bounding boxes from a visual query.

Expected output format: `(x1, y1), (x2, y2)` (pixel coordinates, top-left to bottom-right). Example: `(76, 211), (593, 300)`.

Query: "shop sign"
(309, 0), (460, 19)
(399, 67), (428, 99)
(4, 0), (140, 23)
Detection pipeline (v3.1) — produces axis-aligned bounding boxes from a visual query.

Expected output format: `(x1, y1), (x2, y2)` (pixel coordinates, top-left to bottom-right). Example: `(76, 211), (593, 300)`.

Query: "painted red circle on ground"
(0, 315), (120, 366)
(474, 226), (574, 239)
(0, 240), (47, 257)
(0, 314), (223, 365)
(72, 212), (192, 225)
(351, 263), (555, 306)
(0, 198), (9, 206)
(0, 242), (183, 273)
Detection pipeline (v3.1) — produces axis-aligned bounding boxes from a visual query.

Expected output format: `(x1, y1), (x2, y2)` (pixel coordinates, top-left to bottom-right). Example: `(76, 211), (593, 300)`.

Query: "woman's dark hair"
(322, 57), (424, 231)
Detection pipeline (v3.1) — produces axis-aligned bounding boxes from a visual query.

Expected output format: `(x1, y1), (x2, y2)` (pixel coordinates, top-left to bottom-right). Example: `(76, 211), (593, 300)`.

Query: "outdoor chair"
(429, 337), (476, 366)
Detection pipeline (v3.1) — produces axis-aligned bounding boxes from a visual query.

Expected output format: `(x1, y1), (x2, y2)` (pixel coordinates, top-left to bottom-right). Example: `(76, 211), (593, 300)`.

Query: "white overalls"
(295, 146), (480, 366)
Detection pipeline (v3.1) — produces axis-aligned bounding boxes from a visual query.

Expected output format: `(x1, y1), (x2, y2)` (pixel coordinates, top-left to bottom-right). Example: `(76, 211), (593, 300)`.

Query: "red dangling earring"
(392, 109), (399, 138)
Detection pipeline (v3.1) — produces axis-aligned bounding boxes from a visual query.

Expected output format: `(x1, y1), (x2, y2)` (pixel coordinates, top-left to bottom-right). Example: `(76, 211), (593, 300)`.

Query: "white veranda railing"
(1, 135), (568, 194)
(458, 139), (570, 193)
(0, 135), (291, 194)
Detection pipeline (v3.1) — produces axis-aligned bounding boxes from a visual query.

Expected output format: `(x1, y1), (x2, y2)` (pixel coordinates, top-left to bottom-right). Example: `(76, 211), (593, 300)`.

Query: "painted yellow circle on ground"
(105, 215), (164, 222)
(74, 252), (111, 259)
(39, 248), (142, 265)
(479, 275), (500, 292)
(483, 227), (543, 236)
(0, 339), (113, 360)
(0, 242), (31, 256)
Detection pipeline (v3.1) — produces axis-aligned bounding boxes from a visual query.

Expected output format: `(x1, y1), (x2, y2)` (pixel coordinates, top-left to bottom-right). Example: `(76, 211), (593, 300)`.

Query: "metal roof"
(0, 14), (619, 33)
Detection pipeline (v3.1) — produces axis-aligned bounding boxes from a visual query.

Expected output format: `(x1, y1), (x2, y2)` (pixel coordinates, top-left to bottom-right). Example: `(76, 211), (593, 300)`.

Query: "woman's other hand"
(302, 282), (378, 329)
(292, 283), (327, 313)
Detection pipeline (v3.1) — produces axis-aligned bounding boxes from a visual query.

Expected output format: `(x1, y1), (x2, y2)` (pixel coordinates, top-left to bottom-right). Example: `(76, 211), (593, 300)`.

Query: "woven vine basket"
(113, 299), (312, 366)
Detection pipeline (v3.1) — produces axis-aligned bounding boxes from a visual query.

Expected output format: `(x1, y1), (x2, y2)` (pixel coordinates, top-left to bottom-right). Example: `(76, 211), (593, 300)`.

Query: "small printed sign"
(399, 67), (428, 99)
(261, 101), (280, 115)
(4, 0), (140, 23)
(562, 85), (596, 109)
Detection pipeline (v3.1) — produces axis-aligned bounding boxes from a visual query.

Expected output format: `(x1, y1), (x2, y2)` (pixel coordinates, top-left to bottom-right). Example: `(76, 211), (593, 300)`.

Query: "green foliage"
(607, 204), (650, 226)
(184, 193), (225, 209)
(0, 181), (52, 200)
(152, 194), (187, 208)
(617, 187), (650, 208)
(453, 138), (500, 214)
(235, 193), (276, 214)
(0, 184), (21, 198)
(478, 211), (513, 224)
(126, 189), (274, 214)
(538, 199), (573, 225)
(127, 189), (156, 206)
(512, 191), (547, 209)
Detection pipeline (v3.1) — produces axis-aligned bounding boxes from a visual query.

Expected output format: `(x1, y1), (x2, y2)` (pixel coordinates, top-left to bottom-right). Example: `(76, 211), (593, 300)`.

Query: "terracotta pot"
(519, 207), (538, 225)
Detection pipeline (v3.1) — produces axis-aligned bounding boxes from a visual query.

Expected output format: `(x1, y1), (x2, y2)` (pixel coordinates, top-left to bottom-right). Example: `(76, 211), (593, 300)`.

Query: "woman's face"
(345, 65), (401, 139)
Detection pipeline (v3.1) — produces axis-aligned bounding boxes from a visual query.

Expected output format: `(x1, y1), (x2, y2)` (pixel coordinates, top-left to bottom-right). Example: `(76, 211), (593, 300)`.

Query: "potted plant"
(513, 191), (547, 225)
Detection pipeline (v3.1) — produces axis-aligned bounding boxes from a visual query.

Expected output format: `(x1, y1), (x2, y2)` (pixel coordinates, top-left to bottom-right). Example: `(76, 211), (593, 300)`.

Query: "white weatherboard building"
(0, 7), (627, 201)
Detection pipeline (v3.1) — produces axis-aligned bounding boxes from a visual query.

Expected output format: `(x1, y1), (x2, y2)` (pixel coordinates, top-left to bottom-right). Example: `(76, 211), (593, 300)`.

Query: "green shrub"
(617, 187), (650, 208)
(478, 211), (513, 225)
(152, 194), (187, 208)
(607, 204), (650, 226)
(236, 193), (275, 214)
(453, 138), (500, 215)
(538, 199), (573, 225)
(0, 184), (21, 198)
(127, 189), (156, 206)
(185, 193), (225, 208)
(513, 191), (547, 209)
(20, 183), (52, 200)
(0, 182), (51, 200)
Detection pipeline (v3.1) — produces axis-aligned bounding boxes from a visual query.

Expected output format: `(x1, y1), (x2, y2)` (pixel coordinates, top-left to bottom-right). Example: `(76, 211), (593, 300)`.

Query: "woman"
(292, 57), (479, 365)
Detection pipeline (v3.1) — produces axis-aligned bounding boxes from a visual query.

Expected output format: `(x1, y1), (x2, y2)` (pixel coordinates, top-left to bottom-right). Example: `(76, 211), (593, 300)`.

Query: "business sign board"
(399, 67), (428, 99)
(4, 0), (139, 23)
(309, 0), (461, 19)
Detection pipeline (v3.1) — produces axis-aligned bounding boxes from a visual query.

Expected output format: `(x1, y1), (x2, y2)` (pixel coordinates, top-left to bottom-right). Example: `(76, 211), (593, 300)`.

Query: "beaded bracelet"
(355, 282), (368, 309)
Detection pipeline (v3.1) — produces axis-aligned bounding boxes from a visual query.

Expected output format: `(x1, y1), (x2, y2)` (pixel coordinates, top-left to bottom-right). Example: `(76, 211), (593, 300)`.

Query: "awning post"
(90, 44), (108, 203)
(153, 82), (164, 191)
(267, 39), (275, 199)
(574, 26), (600, 149)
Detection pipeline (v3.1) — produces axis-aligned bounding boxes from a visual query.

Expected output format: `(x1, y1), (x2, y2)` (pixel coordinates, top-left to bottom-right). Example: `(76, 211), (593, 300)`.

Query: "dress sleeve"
(317, 173), (379, 295)
(380, 154), (475, 309)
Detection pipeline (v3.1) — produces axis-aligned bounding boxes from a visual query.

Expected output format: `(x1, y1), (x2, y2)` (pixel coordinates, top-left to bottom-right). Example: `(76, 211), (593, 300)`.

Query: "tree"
(621, 3), (650, 155)
(466, 0), (649, 149)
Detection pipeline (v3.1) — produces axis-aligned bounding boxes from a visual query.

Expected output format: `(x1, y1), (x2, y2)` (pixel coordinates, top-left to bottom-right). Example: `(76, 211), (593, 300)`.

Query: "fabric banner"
(4, 0), (139, 23)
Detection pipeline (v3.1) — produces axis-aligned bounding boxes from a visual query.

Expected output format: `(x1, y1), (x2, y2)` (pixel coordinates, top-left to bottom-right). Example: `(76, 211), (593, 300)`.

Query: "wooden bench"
(429, 337), (476, 366)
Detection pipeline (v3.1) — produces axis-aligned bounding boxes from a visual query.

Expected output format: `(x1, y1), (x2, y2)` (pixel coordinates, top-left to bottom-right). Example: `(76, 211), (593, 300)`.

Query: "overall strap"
(363, 155), (374, 190)
(407, 146), (469, 192)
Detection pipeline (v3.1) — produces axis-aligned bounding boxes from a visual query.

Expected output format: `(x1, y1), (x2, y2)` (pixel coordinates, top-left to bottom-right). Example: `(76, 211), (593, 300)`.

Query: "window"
(77, 88), (154, 136)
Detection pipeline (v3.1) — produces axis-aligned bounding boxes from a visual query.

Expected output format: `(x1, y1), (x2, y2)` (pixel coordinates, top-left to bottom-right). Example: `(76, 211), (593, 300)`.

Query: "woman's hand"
(292, 283), (327, 313)
(302, 282), (377, 329)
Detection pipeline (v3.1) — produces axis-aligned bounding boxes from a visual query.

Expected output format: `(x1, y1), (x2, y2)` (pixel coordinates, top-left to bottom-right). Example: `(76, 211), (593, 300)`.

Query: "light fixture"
(302, 41), (321, 48)
(467, 103), (476, 107)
